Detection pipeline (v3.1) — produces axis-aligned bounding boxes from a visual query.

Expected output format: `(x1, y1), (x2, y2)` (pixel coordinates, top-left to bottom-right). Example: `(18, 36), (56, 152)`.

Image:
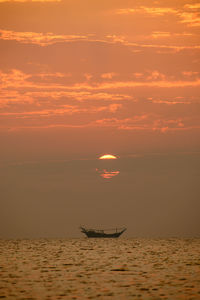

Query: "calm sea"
(0, 238), (200, 299)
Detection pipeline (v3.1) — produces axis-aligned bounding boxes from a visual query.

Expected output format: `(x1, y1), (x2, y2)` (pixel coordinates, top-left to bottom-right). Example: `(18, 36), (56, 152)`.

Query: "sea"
(0, 238), (200, 300)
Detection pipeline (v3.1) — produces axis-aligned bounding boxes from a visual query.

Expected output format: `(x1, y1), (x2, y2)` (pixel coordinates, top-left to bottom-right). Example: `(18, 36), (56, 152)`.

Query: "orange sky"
(0, 0), (200, 160)
(0, 0), (200, 237)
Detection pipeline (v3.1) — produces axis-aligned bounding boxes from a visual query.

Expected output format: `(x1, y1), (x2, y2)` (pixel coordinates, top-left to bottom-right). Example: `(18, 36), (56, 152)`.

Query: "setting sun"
(0, 0), (199, 299)
(99, 154), (118, 160)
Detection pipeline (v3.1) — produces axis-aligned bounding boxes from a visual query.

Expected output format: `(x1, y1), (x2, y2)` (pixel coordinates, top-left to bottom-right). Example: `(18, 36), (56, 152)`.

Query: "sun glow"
(99, 154), (117, 160)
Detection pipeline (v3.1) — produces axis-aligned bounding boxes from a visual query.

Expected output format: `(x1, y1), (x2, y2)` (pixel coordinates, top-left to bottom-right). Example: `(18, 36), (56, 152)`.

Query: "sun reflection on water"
(96, 168), (120, 179)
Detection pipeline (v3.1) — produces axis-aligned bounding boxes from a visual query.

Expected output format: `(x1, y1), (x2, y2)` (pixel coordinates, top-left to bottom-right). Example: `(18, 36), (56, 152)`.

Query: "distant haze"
(1, 153), (200, 238)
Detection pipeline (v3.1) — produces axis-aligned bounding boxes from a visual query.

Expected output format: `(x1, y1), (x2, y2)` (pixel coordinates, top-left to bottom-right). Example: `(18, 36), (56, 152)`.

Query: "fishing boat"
(80, 226), (126, 238)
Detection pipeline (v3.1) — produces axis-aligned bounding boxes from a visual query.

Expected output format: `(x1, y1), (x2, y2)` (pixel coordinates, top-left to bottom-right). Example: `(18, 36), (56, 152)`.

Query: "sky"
(0, 0), (200, 238)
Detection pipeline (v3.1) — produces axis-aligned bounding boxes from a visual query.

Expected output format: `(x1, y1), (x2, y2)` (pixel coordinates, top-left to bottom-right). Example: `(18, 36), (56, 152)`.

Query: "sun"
(99, 154), (118, 160)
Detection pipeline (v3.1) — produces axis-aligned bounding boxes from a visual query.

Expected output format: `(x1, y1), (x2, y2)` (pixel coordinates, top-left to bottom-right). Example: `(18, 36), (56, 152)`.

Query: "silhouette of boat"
(80, 226), (126, 238)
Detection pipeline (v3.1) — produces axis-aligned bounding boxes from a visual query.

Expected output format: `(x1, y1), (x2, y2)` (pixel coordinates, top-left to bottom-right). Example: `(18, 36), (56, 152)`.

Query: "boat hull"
(80, 227), (126, 238)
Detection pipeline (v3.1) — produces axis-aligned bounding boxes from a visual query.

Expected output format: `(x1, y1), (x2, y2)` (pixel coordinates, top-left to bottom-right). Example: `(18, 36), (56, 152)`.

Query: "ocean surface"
(0, 238), (200, 300)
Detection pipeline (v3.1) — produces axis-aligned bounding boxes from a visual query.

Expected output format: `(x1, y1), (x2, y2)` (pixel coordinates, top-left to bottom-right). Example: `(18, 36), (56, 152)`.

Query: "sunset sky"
(0, 0), (200, 237)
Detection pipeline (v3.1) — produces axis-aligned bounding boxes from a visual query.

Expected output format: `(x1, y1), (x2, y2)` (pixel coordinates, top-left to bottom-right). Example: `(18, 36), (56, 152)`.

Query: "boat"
(80, 226), (126, 238)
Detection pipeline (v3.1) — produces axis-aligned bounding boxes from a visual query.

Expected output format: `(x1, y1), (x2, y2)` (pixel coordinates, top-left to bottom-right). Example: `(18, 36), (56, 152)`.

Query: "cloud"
(91, 114), (200, 133)
(84, 73), (93, 81)
(133, 73), (143, 79)
(116, 7), (177, 16)
(1, 28), (199, 55)
(0, 69), (199, 132)
(2, 69), (200, 94)
(115, 4), (200, 28)
(106, 34), (200, 52)
(0, 30), (89, 46)
(152, 119), (185, 133)
(107, 103), (122, 113)
(1, 69), (200, 99)
(147, 98), (191, 105)
(150, 31), (194, 39)
(1, 109), (199, 132)
(182, 71), (199, 78)
(151, 31), (171, 38)
(88, 78), (200, 89)
(179, 12), (200, 27)
(0, 29), (199, 56)
(0, 0), (61, 2)
(0, 106), (88, 116)
(184, 4), (200, 10)
(146, 71), (166, 80)
(93, 115), (149, 129)
(101, 73), (117, 79)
